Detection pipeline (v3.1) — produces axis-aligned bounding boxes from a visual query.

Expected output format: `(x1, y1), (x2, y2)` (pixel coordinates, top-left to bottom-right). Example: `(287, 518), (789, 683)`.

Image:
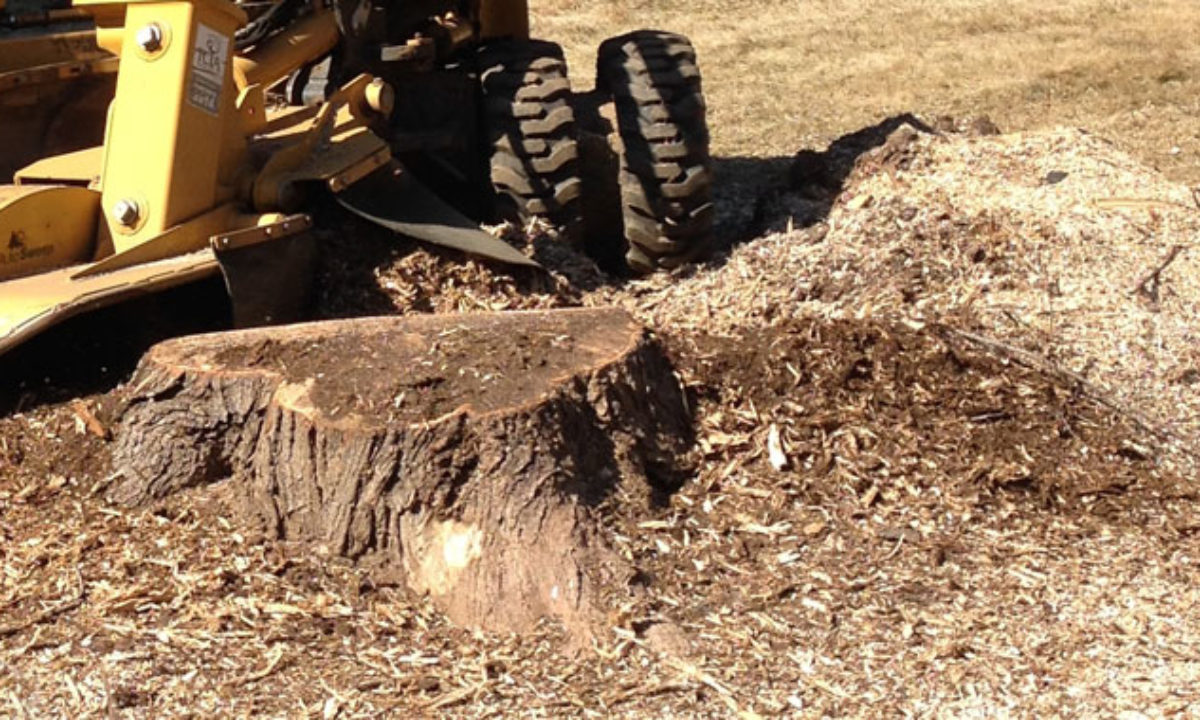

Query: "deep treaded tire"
(479, 40), (583, 241)
(598, 31), (713, 273)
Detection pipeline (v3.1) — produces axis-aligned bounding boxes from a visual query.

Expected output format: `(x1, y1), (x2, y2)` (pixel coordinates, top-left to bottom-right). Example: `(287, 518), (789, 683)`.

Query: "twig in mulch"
(6, 691), (29, 720)
(666, 657), (763, 720)
(1134, 244), (1185, 305)
(882, 535), (905, 561)
(607, 682), (694, 707)
(232, 647), (288, 686)
(932, 324), (1195, 457)
(69, 399), (111, 440)
(422, 681), (487, 710)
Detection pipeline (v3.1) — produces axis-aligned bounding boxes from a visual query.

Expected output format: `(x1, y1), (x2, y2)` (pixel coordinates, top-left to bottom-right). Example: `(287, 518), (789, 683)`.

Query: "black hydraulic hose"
(234, 0), (307, 51)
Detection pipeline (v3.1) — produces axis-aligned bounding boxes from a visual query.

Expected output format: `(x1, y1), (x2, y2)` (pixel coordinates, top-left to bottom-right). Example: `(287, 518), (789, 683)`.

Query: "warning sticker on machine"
(188, 23), (228, 116)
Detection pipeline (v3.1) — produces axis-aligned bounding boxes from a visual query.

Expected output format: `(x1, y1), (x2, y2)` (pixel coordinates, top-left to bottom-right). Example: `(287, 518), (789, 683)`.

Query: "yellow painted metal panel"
(15, 146), (104, 186)
(97, 0), (243, 252)
(231, 10), (338, 91)
(0, 184), (99, 281)
(73, 201), (239, 277)
(0, 30), (112, 74)
(0, 250), (219, 356)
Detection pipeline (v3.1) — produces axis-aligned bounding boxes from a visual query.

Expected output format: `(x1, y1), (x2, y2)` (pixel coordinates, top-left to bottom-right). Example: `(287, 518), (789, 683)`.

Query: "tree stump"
(110, 308), (692, 633)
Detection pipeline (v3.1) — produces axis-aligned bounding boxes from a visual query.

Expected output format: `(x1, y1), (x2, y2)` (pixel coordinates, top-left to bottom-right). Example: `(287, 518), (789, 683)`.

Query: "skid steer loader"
(0, 0), (713, 356)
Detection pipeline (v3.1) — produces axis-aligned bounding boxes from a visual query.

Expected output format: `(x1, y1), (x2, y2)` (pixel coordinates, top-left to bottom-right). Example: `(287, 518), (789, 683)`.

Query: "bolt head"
(136, 24), (163, 52)
(364, 78), (395, 117)
(112, 199), (141, 227)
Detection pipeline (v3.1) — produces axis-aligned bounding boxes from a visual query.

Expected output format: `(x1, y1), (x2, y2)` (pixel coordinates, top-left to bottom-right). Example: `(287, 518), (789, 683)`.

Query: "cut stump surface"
(111, 308), (692, 633)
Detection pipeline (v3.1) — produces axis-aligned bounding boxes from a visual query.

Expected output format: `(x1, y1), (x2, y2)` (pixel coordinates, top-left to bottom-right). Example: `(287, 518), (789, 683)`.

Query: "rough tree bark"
(109, 308), (692, 633)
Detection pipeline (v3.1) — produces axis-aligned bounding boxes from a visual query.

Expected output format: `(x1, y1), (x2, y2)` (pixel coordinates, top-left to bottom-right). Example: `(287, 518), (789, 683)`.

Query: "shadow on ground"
(0, 279), (232, 416)
(712, 113), (936, 248)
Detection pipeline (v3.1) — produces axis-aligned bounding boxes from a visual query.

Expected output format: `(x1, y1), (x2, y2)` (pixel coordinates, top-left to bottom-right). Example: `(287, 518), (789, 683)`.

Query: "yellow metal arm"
(232, 9), (339, 91)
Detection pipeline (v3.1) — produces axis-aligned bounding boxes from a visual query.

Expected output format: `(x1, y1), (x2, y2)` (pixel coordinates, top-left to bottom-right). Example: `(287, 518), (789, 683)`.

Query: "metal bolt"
(136, 24), (163, 53)
(112, 199), (141, 227)
(364, 77), (395, 117)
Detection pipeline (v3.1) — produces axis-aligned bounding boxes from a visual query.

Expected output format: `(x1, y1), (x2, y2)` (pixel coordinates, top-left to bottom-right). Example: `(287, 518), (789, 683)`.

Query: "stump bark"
(110, 308), (691, 632)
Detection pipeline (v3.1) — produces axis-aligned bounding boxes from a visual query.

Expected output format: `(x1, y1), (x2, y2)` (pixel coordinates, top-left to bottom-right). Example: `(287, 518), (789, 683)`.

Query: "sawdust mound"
(618, 124), (1200, 472)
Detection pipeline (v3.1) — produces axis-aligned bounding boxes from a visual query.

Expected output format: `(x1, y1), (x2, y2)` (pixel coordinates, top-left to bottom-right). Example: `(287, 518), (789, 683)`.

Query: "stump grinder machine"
(0, 0), (713, 355)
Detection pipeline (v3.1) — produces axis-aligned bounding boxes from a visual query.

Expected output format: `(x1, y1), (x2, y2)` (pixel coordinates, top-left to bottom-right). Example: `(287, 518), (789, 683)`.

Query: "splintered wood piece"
(110, 308), (692, 634)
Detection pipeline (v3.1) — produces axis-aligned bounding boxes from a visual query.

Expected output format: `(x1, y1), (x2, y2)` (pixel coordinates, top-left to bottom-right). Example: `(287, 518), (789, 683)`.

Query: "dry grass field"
(534, 0), (1200, 183)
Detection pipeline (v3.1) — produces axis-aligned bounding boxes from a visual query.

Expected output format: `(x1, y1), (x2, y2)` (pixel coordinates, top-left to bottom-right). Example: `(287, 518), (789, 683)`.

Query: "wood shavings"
(766, 424), (789, 470)
(3, 125), (1200, 718)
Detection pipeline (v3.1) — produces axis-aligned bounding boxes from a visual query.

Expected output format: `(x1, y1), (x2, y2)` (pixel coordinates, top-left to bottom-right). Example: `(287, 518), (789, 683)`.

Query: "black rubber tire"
(478, 40), (583, 242)
(597, 31), (713, 273)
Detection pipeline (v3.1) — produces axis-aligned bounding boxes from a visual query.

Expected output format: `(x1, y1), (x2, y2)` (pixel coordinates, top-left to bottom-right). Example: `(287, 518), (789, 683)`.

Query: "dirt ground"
(6, 122), (1200, 716)
(4, 2), (1200, 718)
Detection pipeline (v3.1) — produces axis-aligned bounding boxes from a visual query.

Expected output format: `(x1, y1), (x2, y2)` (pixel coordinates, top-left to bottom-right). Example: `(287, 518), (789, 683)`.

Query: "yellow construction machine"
(0, 0), (713, 355)
(0, 0), (117, 180)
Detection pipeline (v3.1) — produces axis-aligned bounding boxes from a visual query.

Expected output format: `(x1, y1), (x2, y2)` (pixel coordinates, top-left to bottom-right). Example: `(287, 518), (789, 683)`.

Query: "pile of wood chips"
(3, 124), (1199, 717)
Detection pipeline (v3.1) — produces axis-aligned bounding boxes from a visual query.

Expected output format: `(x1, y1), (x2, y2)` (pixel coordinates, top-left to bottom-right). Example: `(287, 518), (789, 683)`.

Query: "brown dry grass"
(533, 0), (1200, 183)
